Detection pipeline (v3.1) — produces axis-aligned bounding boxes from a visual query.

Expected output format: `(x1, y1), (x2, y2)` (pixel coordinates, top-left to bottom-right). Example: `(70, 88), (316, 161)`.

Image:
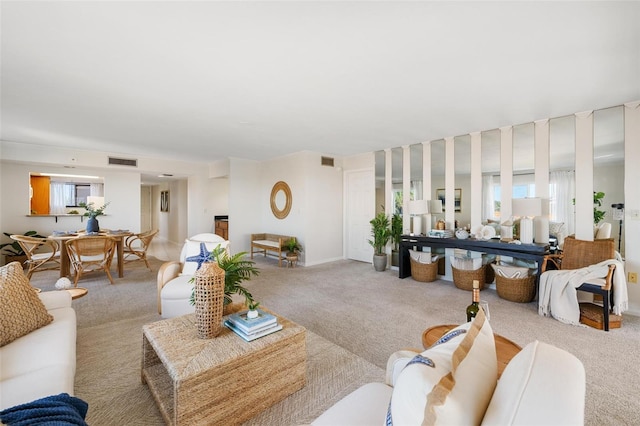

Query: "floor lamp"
(512, 198), (542, 244)
(409, 200), (428, 235)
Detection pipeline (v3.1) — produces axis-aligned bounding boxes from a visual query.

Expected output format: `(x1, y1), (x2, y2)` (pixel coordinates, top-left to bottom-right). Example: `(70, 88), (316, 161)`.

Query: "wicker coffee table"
(142, 311), (306, 426)
(422, 324), (521, 377)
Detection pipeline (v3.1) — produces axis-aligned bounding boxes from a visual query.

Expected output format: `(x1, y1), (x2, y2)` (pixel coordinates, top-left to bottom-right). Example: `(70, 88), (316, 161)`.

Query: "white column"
(575, 111), (594, 241)
(402, 145), (411, 234)
(500, 126), (513, 221)
(534, 119), (550, 243)
(445, 137), (455, 228)
(470, 132), (482, 230)
(624, 101), (640, 314)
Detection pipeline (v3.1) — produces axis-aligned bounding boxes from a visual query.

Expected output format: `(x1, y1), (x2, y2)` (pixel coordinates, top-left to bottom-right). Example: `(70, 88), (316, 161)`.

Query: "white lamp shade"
(86, 196), (105, 207)
(409, 200), (428, 215)
(512, 198), (542, 218)
(429, 199), (443, 214)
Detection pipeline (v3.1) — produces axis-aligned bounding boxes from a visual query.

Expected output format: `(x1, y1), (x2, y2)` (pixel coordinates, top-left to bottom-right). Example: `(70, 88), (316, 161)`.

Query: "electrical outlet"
(628, 272), (638, 284)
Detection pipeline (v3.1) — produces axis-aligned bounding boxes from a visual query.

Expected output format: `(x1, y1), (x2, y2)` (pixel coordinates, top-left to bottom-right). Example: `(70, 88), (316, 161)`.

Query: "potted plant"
(247, 300), (261, 319)
(593, 191), (606, 224)
(1, 231), (44, 266)
(369, 212), (391, 271)
(79, 201), (109, 233)
(390, 213), (402, 267)
(190, 246), (260, 313)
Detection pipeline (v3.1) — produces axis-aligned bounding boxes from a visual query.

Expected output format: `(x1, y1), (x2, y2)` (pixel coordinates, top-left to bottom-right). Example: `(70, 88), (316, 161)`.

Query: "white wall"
(0, 162), (140, 251)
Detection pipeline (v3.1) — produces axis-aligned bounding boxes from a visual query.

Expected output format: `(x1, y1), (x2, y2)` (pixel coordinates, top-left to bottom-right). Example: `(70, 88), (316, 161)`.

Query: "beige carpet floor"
(29, 256), (640, 425)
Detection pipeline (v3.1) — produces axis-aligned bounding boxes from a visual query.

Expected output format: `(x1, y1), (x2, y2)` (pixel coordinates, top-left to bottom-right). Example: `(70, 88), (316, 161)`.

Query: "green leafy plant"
(248, 300), (260, 311)
(572, 191), (606, 224)
(391, 213), (403, 251)
(368, 212), (391, 255)
(190, 246), (260, 308)
(593, 191), (606, 224)
(1, 231), (44, 256)
(284, 237), (302, 254)
(79, 201), (110, 218)
(68, 210), (80, 215)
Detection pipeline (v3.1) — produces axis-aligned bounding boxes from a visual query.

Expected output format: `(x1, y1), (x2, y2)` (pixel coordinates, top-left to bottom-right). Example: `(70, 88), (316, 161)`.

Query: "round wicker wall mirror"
(270, 181), (292, 219)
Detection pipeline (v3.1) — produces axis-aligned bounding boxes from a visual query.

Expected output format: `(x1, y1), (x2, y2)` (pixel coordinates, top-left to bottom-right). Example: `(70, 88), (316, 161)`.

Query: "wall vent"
(108, 157), (138, 167)
(321, 156), (335, 167)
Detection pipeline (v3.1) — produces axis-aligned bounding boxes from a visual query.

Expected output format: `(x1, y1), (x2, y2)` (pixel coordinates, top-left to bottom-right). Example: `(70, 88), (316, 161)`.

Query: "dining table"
(49, 230), (133, 278)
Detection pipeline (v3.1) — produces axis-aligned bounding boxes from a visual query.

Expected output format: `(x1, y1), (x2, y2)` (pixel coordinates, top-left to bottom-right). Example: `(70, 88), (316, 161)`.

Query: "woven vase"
(194, 262), (225, 339)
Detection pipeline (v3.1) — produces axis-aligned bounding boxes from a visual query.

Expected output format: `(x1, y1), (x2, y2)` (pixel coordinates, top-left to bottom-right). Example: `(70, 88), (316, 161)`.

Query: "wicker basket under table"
(451, 265), (486, 291)
(410, 257), (438, 282)
(495, 274), (536, 303)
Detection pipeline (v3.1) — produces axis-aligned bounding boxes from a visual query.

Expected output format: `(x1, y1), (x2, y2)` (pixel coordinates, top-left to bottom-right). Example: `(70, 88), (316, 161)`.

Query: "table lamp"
(512, 198), (542, 244)
(409, 200), (428, 235)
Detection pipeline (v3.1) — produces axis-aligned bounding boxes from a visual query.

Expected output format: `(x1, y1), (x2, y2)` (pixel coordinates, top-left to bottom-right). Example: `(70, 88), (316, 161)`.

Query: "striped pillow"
(387, 308), (497, 425)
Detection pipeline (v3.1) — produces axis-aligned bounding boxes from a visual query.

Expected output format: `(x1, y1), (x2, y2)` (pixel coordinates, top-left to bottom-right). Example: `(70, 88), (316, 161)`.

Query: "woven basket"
(194, 262), (225, 339)
(410, 257), (438, 282)
(484, 261), (496, 284)
(495, 274), (536, 303)
(451, 265), (486, 291)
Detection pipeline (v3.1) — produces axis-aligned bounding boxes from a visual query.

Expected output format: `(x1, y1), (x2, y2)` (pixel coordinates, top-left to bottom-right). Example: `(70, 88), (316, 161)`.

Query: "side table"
(66, 287), (88, 300)
(422, 324), (521, 377)
(142, 311), (306, 425)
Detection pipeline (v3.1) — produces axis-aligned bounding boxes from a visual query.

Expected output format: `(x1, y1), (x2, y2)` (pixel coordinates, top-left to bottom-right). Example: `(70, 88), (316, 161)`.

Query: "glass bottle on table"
(466, 280), (480, 322)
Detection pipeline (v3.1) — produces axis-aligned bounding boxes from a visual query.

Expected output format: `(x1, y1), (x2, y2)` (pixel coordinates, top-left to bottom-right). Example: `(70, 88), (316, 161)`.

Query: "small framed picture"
(436, 188), (462, 212)
(160, 190), (169, 212)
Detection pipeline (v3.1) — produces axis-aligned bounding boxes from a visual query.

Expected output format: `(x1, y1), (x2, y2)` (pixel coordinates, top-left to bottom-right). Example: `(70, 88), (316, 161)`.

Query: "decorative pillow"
(549, 221), (565, 238)
(451, 256), (483, 271)
(388, 308), (497, 425)
(409, 249), (438, 264)
(491, 262), (531, 279)
(0, 262), (53, 347)
(182, 240), (229, 275)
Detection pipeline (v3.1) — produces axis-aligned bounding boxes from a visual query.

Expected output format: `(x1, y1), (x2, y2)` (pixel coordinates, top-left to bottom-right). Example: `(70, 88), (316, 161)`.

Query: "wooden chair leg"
(602, 290), (610, 332)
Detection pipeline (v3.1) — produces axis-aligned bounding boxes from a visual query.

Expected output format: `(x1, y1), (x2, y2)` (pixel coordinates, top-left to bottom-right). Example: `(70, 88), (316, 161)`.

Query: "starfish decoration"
(185, 242), (213, 271)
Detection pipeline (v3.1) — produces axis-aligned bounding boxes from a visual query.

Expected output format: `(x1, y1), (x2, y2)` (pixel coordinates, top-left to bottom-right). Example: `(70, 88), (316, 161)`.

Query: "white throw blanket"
(538, 259), (628, 326)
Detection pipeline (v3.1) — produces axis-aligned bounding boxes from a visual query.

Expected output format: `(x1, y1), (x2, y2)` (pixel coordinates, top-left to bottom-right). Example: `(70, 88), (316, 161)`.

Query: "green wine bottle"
(466, 280), (480, 322)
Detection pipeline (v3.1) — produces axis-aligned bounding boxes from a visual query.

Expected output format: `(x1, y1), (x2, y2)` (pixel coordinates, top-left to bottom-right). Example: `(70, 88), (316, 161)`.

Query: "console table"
(399, 235), (549, 282)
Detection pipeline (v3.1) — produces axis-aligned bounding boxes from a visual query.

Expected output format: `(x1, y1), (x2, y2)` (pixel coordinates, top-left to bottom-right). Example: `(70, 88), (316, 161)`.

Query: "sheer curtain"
(550, 171), (575, 235)
(482, 175), (495, 221)
(50, 182), (72, 214)
(90, 183), (104, 196)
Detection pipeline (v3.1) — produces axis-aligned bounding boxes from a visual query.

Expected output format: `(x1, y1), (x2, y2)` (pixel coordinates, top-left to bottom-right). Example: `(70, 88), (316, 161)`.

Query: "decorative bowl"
(455, 229), (469, 239)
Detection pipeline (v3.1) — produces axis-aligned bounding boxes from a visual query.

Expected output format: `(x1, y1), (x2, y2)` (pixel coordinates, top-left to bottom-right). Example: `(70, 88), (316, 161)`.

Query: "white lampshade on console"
(512, 198), (542, 244)
(409, 200), (428, 235)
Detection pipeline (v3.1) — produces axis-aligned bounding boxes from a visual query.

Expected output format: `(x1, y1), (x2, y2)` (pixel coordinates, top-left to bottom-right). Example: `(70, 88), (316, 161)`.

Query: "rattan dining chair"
(541, 235), (617, 330)
(65, 235), (117, 286)
(123, 229), (159, 271)
(10, 234), (61, 279)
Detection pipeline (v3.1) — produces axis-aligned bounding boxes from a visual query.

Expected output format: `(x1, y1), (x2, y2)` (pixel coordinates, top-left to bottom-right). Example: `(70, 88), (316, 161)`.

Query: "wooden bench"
(250, 233), (293, 267)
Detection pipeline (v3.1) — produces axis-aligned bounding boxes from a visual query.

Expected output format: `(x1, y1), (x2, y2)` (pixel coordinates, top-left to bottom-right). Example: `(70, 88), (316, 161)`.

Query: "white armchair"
(157, 233), (229, 318)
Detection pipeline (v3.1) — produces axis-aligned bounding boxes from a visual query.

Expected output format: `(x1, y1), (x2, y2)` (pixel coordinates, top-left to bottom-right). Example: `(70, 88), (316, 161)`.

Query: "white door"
(345, 169), (375, 262)
(140, 186), (152, 231)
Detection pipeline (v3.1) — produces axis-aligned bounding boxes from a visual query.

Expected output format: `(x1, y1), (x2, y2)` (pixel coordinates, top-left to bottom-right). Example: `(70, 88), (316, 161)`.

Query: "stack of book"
(428, 229), (454, 238)
(224, 309), (282, 342)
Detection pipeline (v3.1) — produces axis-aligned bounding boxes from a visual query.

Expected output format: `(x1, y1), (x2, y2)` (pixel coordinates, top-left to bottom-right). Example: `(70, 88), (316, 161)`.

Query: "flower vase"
(86, 217), (99, 233)
(194, 262), (225, 339)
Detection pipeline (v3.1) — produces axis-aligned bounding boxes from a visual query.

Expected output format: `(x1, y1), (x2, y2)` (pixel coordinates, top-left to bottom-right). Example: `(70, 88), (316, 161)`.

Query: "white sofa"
(0, 290), (77, 410)
(312, 314), (585, 425)
(157, 233), (229, 318)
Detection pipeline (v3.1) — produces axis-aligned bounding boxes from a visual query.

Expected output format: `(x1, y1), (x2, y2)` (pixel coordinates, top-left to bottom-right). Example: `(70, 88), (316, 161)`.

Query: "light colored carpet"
(29, 256), (640, 425)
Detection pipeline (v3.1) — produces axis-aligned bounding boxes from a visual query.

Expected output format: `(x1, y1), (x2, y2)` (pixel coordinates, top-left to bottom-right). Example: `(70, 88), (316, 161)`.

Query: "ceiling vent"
(108, 157), (138, 167)
(321, 156), (335, 167)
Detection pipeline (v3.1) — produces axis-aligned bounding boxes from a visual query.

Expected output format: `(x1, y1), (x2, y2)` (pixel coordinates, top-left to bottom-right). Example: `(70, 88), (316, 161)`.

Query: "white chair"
(157, 234), (229, 318)
(595, 222), (612, 239)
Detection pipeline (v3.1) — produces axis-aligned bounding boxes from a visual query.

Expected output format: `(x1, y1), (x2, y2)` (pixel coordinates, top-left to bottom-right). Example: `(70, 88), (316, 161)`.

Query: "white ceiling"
(2, 1), (639, 169)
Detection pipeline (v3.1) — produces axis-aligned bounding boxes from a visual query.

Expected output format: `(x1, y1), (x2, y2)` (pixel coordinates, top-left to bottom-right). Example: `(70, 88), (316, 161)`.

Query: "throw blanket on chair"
(538, 259), (628, 326)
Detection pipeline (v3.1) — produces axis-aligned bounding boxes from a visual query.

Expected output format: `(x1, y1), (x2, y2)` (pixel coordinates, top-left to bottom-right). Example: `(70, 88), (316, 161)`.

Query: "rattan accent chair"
(123, 229), (159, 271)
(65, 235), (117, 286)
(541, 235), (617, 331)
(10, 234), (61, 279)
